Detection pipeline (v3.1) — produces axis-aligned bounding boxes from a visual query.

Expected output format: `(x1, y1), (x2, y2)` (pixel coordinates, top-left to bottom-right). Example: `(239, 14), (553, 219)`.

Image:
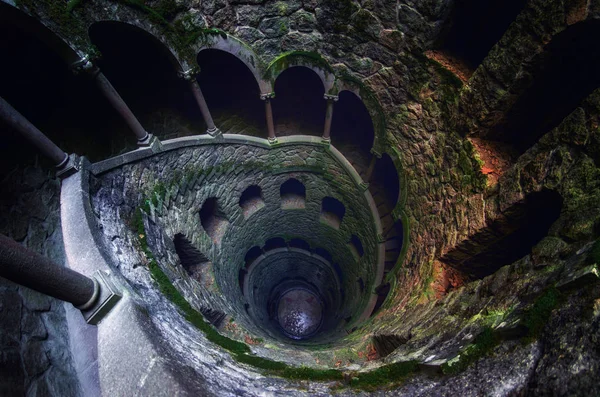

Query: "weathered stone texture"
(0, 166), (81, 396)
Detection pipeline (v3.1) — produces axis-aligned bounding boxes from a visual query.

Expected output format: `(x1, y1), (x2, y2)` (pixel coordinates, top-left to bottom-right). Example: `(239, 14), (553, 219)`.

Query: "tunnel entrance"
(441, 190), (563, 279)
(273, 67), (326, 137)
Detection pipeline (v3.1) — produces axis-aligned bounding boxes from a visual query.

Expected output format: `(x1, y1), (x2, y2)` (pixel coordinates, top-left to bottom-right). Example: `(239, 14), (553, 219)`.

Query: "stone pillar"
(261, 92), (277, 144)
(72, 56), (154, 147)
(180, 68), (221, 137)
(322, 94), (339, 142)
(0, 234), (97, 308)
(364, 148), (382, 183)
(0, 96), (79, 177)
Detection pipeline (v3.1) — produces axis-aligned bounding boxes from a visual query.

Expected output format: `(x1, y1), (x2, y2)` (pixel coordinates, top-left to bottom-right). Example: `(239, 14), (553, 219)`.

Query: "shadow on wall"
(438, 0), (527, 69)
(488, 20), (600, 153)
(441, 189), (564, 279)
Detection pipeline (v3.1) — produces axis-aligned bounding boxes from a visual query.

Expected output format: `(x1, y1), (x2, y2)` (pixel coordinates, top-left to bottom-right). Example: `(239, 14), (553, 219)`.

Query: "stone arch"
(0, 3), (129, 163)
(89, 21), (199, 138)
(280, 178), (306, 209)
(330, 90), (375, 172)
(265, 52), (336, 93)
(196, 49), (265, 136)
(337, 77), (386, 154)
(89, 20), (184, 72)
(320, 197), (346, 229)
(273, 66), (326, 136)
(0, 2), (81, 64)
(482, 20), (600, 154)
(195, 34), (270, 93)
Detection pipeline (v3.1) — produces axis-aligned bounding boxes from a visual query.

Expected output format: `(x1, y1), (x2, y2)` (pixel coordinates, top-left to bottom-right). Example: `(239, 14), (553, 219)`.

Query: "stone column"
(0, 96), (79, 177)
(0, 233), (97, 308)
(261, 92), (277, 144)
(72, 56), (154, 147)
(364, 148), (382, 183)
(322, 94), (339, 142)
(180, 68), (221, 137)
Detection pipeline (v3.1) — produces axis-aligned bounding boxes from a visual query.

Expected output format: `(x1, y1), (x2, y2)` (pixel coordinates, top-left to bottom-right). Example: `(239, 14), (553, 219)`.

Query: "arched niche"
(195, 34), (270, 94)
(0, 4), (126, 166)
(273, 67), (326, 136)
(485, 20), (600, 154)
(330, 90), (375, 172)
(89, 21), (200, 139)
(196, 49), (265, 136)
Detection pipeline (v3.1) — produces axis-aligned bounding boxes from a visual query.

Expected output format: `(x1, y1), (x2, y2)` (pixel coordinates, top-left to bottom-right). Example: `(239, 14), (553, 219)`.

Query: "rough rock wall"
(0, 166), (81, 396)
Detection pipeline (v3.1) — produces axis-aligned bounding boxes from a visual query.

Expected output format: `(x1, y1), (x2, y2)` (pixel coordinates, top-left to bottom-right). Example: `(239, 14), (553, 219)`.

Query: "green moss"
(523, 287), (561, 339)
(265, 51), (334, 80)
(441, 327), (498, 375)
(66, 0), (88, 12)
(349, 361), (419, 391)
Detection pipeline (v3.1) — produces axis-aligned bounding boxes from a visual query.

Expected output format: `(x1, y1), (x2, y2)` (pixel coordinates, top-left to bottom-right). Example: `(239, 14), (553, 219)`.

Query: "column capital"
(179, 67), (201, 81)
(260, 92), (276, 100)
(56, 153), (81, 179)
(70, 54), (99, 75)
(324, 94), (339, 102)
(370, 147), (383, 158)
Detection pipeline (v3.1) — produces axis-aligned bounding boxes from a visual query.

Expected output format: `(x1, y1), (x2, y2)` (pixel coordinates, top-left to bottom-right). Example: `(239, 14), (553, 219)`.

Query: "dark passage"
(89, 22), (201, 140)
(488, 20), (600, 153)
(439, 0), (527, 68)
(196, 49), (265, 136)
(273, 67), (326, 136)
(441, 190), (563, 279)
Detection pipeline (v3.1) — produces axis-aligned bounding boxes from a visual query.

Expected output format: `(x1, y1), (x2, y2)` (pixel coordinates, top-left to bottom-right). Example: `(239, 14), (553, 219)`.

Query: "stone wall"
(90, 139), (380, 362)
(0, 166), (81, 396)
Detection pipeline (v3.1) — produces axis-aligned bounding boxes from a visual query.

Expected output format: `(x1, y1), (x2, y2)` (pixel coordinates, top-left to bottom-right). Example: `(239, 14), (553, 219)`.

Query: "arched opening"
(487, 20), (600, 153)
(199, 197), (229, 244)
(196, 49), (264, 136)
(173, 233), (209, 279)
(330, 91), (375, 174)
(349, 235), (364, 260)
(437, 0), (527, 70)
(0, 8), (125, 168)
(372, 282), (391, 315)
(280, 178), (306, 209)
(320, 197), (346, 229)
(384, 220), (404, 277)
(314, 247), (333, 263)
(89, 22), (200, 140)
(289, 238), (311, 251)
(239, 185), (265, 219)
(357, 278), (365, 293)
(369, 154), (401, 249)
(441, 189), (564, 279)
(273, 67), (326, 137)
(264, 237), (287, 252)
(245, 246), (263, 267)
